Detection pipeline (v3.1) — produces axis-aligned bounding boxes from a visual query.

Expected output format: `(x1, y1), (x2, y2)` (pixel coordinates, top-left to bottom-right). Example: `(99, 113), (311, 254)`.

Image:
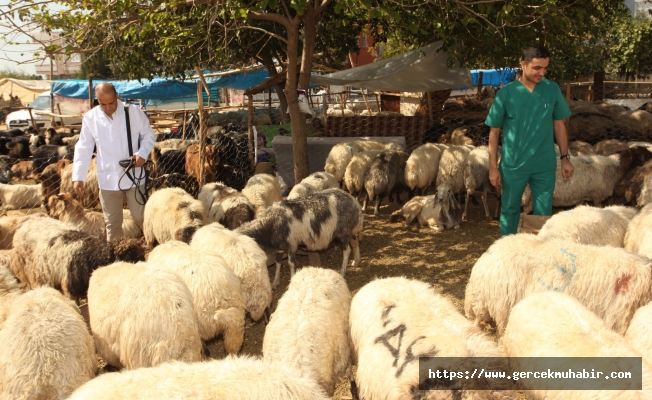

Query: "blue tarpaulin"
(51, 69), (270, 100)
(470, 69), (515, 86)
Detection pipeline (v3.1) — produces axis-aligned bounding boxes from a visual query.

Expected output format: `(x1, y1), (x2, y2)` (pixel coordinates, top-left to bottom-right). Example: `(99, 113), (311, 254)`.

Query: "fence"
(0, 82), (651, 243)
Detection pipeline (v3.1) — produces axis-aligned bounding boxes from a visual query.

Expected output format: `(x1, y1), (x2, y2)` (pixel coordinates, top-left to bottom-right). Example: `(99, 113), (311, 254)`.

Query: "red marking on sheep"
(615, 274), (633, 295)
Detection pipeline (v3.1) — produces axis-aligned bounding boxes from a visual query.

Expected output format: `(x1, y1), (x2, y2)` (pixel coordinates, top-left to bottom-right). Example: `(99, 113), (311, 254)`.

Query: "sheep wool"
(464, 234), (652, 336)
(10, 216), (114, 301)
(624, 203), (652, 259)
(68, 355), (329, 400)
(236, 189), (363, 289)
(143, 187), (205, 245)
(625, 302), (652, 363)
(86, 261), (203, 369)
(350, 277), (515, 400)
(198, 182), (254, 229)
(503, 292), (652, 399)
(0, 287), (97, 400)
(463, 145), (500, 221)
(241, 173), (283, 218)
(0, 183), (41, 210)
(191, 223), (272, 321)
(435, 145), (473, 196)
(147, 240), (245, 353)
(343, 149), (383, 206)
(263, 267), (351, 396)
(404, 143), (445, 195)
(287, 171), (339, 200)
(538, 205), (637, 247)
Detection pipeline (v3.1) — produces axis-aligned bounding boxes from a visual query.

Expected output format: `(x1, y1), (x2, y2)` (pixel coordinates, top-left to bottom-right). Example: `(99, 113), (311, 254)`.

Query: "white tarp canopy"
(310, 42), (473, 92)
(0, 79), (51, 105)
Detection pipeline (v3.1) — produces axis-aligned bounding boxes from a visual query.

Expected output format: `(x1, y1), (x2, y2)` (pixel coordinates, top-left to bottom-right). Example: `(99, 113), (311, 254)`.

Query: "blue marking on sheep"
(345, 143), (353, 154)
(537, 247), (577, 292)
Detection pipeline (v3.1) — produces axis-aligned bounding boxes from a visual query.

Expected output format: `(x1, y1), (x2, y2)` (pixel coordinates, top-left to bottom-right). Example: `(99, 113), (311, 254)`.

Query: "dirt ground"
(204, 194), (504, 399)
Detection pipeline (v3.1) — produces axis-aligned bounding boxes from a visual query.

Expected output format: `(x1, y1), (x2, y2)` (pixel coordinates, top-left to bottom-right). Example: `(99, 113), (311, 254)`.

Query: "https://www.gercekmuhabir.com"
(419, 357), (643, 391)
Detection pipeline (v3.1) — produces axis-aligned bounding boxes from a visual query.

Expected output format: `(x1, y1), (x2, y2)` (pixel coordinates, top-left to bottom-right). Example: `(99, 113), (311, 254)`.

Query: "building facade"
(33, 32), (81, 78)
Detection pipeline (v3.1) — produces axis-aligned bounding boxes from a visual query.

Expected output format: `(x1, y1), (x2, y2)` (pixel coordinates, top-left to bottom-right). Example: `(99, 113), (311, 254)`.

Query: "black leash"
(119, 105), (150, 205)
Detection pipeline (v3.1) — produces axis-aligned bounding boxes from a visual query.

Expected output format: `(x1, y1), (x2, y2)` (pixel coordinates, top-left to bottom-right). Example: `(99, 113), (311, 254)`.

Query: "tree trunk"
(286, 18), (310, 184)
(593, 71), (605, 102)
(261, 54), (289, 124)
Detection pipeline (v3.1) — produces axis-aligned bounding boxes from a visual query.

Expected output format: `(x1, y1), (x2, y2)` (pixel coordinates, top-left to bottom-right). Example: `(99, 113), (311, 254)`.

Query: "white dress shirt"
(73, 100), (157, 191)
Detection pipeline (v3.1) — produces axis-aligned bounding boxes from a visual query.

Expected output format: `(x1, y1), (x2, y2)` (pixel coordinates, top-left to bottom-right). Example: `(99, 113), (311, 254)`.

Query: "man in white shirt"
(72, 83), (157, 241)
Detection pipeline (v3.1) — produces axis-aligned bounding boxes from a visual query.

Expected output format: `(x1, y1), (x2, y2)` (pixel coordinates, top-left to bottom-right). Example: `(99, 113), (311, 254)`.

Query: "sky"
(0, 0), (59, 76)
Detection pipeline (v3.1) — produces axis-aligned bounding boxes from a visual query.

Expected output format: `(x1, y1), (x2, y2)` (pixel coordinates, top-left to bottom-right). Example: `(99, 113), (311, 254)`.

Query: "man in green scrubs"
(486, 45), (574, 236)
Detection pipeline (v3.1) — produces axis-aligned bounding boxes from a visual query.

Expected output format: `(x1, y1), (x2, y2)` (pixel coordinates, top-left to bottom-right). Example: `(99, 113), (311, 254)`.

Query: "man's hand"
(73, 181), (84, 199)
(489, 167), (501, 189)
(132, 155), (146, 168)
(561, 158), (574, 179)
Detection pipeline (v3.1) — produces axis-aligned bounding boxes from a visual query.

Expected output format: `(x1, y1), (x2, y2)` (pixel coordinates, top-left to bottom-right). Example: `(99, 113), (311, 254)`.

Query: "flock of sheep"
(0, 96), (652, 399)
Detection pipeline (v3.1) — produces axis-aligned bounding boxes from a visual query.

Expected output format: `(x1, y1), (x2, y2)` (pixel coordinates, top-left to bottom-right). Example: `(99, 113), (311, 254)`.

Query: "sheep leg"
(482, 188), (490, 221)
(350, 379), (359, 400)
(373, 196), (381, 216)
(272, 253), (283, 290)
(288, 251), (296, 277)
(462, 190), (470, 222)
(350, 235), (361, 267)
(340, 243), (352, 278)
(361, 195), (368, 212)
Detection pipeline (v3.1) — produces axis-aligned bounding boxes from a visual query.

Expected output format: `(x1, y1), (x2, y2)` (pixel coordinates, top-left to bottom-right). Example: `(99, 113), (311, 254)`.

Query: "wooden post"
(27, 108), (36, 130)
(338, 94), (346, 116)
(56, 103), (66, 127)
(476, 71), (484, 100)
(426, 92), (434, 126)
(361, 91), (372, 115)
(182, 111), (188, 140)
(88, 78), (93, 110)
(268, 88), (272, 111)
(594, 71), (605, 102)
(375, 93), (381, 112)
(247, 94), (255, 172)
(197, 81), (206, 188)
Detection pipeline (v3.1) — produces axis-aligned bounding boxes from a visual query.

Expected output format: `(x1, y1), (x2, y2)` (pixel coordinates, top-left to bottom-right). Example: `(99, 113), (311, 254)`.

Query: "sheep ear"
(57, 193), (66, 200)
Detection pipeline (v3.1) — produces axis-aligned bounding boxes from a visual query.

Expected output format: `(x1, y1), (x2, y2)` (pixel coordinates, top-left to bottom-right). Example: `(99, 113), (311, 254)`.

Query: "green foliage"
(0, 66), (42, 80)
(608, 14), (652, 79)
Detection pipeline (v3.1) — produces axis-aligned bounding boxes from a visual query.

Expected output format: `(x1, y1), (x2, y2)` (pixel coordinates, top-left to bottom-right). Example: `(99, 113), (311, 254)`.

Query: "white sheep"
(404, 143), (445, 196)
(324, 140), (403, 184)
(503, 291), (652, 399)
(350, 277), (516, 400)
(0, 265), (21, 327)
(637, 174), (652, 207)
(343, 149), (382, 207)
(624, 203), (652, 259)
(236, 189), (363, 289)
(595, 138), (629, 156)
(464, 234), (652, 336)
(435, 145), (473, 197)
(60, 158), (100, 209)
(463, 145), (500, 221)
(263, 267), (351, 396)
(190, 223), (272, 321)
(198, 182), (254, 229)
(9, 215), (115, 301)
(626, 302), (652, 364)
(538, 205), (637, 247)
(154, 138), (198, 152)
(143, 187), (205, 245)
(0, 182), (41, 210)
(147, 240), (245, 353)
(522, 147), (652, 213)
(0, 214), (31, 249)
(0, 287), (97, 400)
(68, 355), (329, 400)
(287, 171), (339, 200)
(48, 192), (141, 239)
(241, 173), (283, 218)
(87, 261), (204, 369)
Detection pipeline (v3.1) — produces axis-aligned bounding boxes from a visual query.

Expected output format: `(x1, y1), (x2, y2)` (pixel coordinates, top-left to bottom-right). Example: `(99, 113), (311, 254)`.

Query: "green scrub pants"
(499, 168), (556, 236)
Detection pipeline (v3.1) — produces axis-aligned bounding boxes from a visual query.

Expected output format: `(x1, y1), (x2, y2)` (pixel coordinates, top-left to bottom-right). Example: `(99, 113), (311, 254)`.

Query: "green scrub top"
(485, 78), (571, 174)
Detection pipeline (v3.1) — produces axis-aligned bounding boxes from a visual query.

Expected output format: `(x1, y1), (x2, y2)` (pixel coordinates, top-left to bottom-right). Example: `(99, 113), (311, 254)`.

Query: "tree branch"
(248, 10), (290, 30)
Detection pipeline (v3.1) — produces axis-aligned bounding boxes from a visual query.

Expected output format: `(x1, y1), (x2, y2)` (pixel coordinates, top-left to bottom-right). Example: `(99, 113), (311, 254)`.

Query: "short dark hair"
(521, 45), (550, 63)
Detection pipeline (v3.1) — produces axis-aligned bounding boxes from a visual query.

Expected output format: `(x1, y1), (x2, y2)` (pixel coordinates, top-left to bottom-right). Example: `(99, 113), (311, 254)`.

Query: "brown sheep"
(185, 144), (220, 185)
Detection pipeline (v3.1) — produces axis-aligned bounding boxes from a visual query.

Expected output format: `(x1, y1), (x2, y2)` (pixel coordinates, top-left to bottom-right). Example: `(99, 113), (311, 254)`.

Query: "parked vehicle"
(5, 92), (84, 129)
